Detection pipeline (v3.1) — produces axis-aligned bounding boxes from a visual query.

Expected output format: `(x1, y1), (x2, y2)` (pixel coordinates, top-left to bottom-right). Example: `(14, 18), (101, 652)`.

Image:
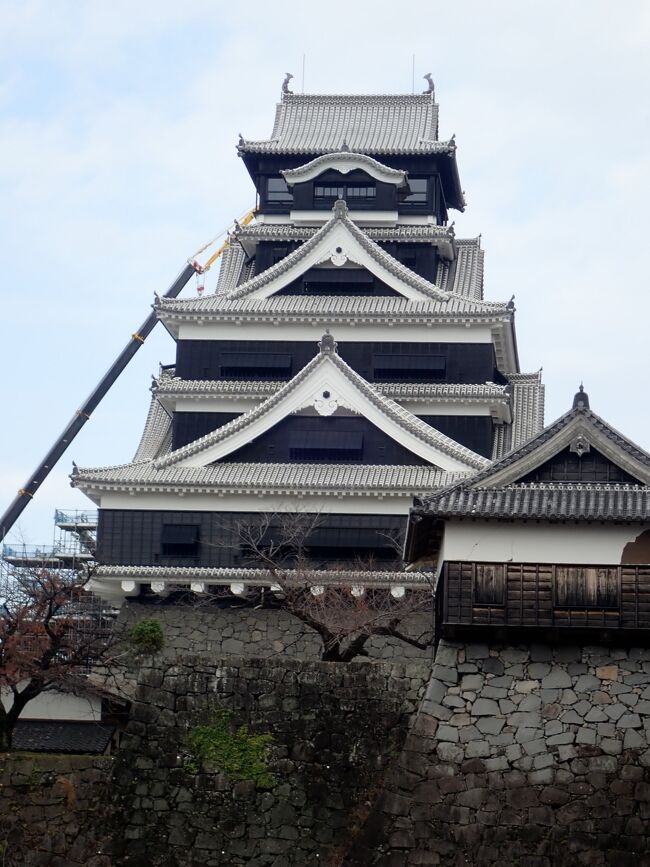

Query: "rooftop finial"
(332, 199), (348, 219)
(572, 383), (590, 410)
(282, 72), (294, 95)
(341, 138), (349, 151)
(423, 73), (435, 96)
(319, 330), (337, 354)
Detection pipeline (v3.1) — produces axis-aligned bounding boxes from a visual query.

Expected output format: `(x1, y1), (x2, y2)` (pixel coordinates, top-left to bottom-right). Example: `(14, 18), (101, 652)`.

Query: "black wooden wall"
(175, 339), (501, 385)
(96, 510), (405, 568)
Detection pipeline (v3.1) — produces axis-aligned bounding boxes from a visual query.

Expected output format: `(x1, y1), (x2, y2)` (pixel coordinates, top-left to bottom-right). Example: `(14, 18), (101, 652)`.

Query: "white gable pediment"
(225, 201), (449, 303)
(155, 338), (487, 474)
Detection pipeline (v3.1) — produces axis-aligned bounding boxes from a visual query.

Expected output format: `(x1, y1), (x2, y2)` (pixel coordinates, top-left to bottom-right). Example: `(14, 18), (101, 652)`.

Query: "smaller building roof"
(13, 720), (114, 754)
(412, 390), (650, 522)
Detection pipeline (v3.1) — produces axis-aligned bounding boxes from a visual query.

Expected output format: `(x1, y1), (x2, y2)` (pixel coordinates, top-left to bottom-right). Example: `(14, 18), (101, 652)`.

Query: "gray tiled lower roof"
(236, 222), (455, 244)
(238, 92), (443, 155)
(94, 564), (433, 588)
(438, 238), (484, 300)
(215, 242), (248, 295)
(157, 292), (510, 322)
(13, 720), (114, 754)
(417, 483), (650, 522)
(154, 369), (509, 404)
(73, 461), (462, 495)
(132, 393), (172, 462)
(491, 372), (545, 460)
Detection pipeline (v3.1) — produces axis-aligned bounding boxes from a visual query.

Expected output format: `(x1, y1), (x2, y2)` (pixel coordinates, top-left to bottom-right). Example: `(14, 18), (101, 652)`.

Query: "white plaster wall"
(98, 491), (416, 515)
(1, 687), (101, 721)
(442, 520), (648, 565)
(177, 323), (495, 344)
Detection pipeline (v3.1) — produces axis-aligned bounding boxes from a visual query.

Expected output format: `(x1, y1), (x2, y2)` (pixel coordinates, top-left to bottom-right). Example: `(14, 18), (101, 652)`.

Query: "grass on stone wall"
(128, 618), (165, 655)
(185, 710), (275, 789)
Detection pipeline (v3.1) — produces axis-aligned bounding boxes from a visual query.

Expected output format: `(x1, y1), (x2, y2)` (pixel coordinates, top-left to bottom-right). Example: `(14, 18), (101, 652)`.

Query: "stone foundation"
(351, 641), (650, 866)
(121, 600), (435, 663)
(112, 655), (430, 866)
(0, 754), (113, 867)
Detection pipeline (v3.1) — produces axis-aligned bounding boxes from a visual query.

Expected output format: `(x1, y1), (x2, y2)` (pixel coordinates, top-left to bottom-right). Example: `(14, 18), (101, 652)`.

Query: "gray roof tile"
(132, 393), (172, 462)
(239, 92), (446, 155)
(94, 564), (432, 588)
(73, 461), (462, 495)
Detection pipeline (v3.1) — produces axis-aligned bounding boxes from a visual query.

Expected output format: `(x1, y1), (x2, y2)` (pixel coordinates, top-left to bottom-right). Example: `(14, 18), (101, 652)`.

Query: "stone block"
(437, 743), (464, 764)
(436, 724), (459, 743)
(596, 665), (619, 681)
(617, 713), (642, 729)
(623, 728), (645, 750)
(465, 643), (490, 660)
(541, 669), (572, 689)
(576, 727), (597, 745)
(434, 666), (458, 685)
(471, 697), (501, 717)
(528, 767), (555, 785)
(528, 663), (551, 679)
(475, 717), (505, 735)
(481, 658), (504, 676)
(600, 737), (623, 755)
(464, 740), (491, 759)
(522, 739), (547, 757)
(424, 678), (447, 705)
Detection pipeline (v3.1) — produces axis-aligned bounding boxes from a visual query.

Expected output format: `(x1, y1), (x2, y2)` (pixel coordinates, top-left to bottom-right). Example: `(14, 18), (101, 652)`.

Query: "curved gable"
(225, 201), (449, 303)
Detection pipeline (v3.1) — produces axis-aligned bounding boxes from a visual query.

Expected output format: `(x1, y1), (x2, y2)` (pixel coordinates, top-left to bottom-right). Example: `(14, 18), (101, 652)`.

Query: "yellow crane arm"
(190, 207), (257, 274)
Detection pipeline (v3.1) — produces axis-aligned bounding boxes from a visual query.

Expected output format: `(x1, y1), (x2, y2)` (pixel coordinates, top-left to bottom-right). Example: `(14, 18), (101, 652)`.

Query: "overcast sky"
(2, 0), (649, 545)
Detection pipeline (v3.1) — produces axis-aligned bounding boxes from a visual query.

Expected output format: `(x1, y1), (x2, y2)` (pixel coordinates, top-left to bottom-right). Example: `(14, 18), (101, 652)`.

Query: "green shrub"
(185, 710), (274, 788)
(128, 618), (165, 655)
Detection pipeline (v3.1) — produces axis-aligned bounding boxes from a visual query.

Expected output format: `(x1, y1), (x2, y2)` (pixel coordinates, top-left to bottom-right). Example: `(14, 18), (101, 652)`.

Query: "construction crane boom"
(0, 262), (196, 543)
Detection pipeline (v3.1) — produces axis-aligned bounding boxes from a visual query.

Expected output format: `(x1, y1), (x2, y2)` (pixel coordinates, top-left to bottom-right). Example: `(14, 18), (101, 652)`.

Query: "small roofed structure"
(405, 387), (650, 644)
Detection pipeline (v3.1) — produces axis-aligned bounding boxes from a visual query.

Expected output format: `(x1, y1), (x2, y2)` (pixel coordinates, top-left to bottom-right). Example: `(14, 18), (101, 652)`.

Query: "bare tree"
(0, 565), (122, 751)
(225, 511), (434, 663)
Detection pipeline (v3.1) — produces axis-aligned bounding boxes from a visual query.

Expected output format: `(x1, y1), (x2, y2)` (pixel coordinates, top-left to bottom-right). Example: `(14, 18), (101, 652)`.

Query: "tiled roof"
(132, 393), (172, 462)
(438, 238), (484, 300)
(236, 222), (454, 245)
(223, 202), (449, 302)
(13, 720), (114, 754)
(509, 372), (545, 448)
(73, 461), (462, 495)
(416, 400), (650, 521)
(94, 564), (433, 588)
(416, 483), (650, 522)
(157, 292), (509, 322)
(215, 242), (248, 295)
(151, 342), (490, 472)
(154, 371), (509, 405)
(238, 92), (445, 155)
(491, 371), (545, 460)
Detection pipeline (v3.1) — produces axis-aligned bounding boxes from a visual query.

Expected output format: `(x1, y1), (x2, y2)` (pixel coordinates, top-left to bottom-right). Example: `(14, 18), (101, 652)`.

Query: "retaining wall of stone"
(0, 753), (113, 867)
(121, 600), (435, 663)
(112, 655), (430, 866)
(349, 641), (650, 866)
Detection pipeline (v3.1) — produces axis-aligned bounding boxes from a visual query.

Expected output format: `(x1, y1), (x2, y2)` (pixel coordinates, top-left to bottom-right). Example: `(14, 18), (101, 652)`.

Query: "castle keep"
(72, 81), (544, 603)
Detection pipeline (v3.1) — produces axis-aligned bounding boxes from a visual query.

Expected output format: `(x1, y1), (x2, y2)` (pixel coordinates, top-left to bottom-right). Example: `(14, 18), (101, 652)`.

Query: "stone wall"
(112, 655), (430, 866)
(0, 753), (113, 867)
(121, 600), (435, 663)
(350, 641), (650, 866)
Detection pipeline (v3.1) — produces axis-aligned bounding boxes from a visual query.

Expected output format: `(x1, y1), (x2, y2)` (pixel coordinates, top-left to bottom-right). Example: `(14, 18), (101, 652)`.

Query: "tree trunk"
(0, 716), (15, 752)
